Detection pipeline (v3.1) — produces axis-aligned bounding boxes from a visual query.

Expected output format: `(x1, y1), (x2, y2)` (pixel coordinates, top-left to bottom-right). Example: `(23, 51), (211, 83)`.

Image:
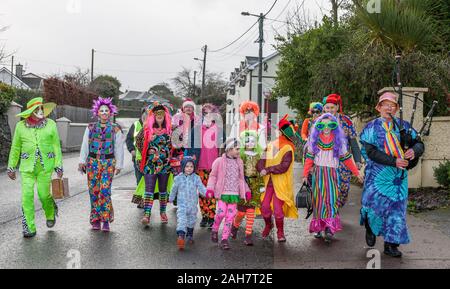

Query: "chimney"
(15, 63), (23, 79)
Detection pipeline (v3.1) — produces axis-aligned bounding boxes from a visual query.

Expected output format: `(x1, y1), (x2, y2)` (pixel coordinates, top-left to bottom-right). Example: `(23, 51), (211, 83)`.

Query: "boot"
(314, 232), (322, 239)
(384, 242), (402, 258)
(160, 213), (168, 224)
(365, 218), (376, 247)
(211, 231), (219, 243)
(23, 231), (36, 238)
(46, 219), (56, 228)
(200, 216), (208, 227)
(275, 218), (286, 242)
(244, 234), (254, 246)
(186, 228), (194, 244)
(230, 225), (239, 240)
(91, 221), (101, 231)
(207, 217), (215, 230)
(262, 217), (273, 238)
(101, 222), (110, 232)
(177, 231), (186, 250)
(141, 215), (150, 227)
(220, 239), (230, 250)
(324, 227), (333, 244)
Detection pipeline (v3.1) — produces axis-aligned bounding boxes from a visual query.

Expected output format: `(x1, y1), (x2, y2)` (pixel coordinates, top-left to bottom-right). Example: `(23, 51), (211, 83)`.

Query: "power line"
(210, 0), (279, 53)
(264, 0), (279, 17)
(209, 20), (259, 53)
(94, 48), (201, 57)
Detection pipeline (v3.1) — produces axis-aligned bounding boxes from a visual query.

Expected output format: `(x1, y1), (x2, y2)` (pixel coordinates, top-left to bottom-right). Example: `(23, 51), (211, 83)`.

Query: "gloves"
(206, 189), (214, 199)
(245, 191), (252, 201)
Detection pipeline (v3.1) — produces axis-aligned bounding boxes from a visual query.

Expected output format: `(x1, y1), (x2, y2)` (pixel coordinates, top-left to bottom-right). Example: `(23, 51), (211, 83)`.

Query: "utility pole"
(201, 45), (207, 101)
(193, 70), (197, 99)
(10, 55), (14, 86)
(242, 12), (265, 115)
(91, 49), (95, 82)
(257, 13), (264, 115)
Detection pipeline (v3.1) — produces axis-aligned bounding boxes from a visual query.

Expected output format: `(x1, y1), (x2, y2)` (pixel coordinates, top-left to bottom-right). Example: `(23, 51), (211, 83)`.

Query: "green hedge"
(0, 83), (16, 114)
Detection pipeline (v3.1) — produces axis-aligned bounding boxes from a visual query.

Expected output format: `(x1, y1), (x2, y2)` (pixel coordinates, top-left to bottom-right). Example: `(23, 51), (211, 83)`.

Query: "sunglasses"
(154, 110), (165, 116)
(311, 110), (322, 114)
(315, 121), (338, 131)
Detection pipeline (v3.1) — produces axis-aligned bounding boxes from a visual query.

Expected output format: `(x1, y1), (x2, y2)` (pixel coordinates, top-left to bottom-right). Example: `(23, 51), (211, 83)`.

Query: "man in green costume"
(7, 97), (63, 238)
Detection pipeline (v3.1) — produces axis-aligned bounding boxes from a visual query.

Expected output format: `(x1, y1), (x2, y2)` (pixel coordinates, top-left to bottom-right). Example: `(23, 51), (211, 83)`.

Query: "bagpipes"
(390, 54), (439, 170)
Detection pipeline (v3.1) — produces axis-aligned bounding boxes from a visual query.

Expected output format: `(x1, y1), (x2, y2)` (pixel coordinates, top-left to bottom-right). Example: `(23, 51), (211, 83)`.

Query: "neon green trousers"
(20, 162), (56, 234)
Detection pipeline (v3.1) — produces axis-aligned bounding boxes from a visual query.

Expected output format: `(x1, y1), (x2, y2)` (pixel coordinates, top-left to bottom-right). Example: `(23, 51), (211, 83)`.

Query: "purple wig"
(91, 97), (118, 117)
(308, 113), (347, 159)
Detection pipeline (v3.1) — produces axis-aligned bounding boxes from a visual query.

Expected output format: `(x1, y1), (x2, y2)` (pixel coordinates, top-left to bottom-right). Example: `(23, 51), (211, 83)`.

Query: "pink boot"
(262, 217), (273, 238)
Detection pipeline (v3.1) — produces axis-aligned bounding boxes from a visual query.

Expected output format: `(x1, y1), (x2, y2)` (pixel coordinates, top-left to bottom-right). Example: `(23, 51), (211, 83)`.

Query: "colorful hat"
(278, 114), (298, 141)
(376, 92), (399, 109)
(16, 97), (56, 118)
(308, 102), (323, 114)
(324, 93), (343, 113)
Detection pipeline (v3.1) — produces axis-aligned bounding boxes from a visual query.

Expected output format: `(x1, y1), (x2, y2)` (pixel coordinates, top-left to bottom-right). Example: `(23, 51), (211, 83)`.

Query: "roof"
(248, 51), (280, 70)
(0, 67), (31, 89)
(119, 90), (169, 103)
(22, 77), (43, 90)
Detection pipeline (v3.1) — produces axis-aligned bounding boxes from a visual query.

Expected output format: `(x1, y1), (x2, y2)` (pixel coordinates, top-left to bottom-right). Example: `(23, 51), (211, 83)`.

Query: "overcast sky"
(1, 0), (332, 92)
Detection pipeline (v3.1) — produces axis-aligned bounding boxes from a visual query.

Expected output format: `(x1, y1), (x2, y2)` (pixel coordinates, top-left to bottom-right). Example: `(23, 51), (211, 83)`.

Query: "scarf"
(382, 121), (404, 159)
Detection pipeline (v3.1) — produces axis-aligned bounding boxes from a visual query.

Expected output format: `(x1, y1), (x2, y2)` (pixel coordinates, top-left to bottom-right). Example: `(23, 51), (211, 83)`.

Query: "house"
(0, 67), (31, 90)
(225, 51), (297, 137)
(118, 90), (170, 117)
(0, 64), (45, 91)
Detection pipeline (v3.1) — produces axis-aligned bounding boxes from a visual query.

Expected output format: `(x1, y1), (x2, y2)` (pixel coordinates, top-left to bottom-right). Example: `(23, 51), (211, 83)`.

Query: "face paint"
(33, 106), (44, 119)
(98, 105), (111, 121)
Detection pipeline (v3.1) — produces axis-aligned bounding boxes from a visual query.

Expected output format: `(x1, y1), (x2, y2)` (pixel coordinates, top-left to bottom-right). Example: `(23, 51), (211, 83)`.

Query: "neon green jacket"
(8, 119), (63, 173)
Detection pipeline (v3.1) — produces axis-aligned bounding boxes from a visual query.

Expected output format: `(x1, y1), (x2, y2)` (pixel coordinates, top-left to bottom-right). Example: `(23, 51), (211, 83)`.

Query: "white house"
(225, 51), (297, 138)
(0, 67), (31, 90)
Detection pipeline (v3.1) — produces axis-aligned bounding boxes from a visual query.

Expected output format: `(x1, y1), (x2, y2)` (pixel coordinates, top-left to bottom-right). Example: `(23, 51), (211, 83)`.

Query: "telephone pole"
(241, 12), (265, 114)
(194, 44), (207, 101)
(10, 55), (14, 86)
(91, 49), (95, 82)
(193, 70), (197, 99)
(201, 45), (207, 100)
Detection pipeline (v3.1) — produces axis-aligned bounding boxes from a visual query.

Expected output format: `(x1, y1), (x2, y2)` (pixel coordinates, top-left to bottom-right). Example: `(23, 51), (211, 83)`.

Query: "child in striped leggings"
(230, 130), (264, 246)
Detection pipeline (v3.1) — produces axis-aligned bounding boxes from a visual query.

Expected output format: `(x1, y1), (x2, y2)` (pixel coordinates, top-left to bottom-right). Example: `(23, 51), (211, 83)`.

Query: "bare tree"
(171, 67), (195, 99)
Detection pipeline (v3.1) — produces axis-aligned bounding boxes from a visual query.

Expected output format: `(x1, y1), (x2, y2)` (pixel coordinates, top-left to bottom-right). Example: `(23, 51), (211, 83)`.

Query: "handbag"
(52, 178), (70, 199)
(296, 181), (313, 219)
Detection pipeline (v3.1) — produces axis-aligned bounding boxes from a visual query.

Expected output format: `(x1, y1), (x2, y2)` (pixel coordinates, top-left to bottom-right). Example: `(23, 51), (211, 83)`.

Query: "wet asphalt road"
(1, 161), (450, 269)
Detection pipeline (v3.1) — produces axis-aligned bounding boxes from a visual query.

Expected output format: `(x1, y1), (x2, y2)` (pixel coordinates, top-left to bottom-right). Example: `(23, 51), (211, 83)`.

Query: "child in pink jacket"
(206, 138), (250, 250)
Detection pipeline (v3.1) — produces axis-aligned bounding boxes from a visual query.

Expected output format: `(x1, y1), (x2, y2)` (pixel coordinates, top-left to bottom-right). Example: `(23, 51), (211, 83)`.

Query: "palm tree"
(353, 0), (444, 54)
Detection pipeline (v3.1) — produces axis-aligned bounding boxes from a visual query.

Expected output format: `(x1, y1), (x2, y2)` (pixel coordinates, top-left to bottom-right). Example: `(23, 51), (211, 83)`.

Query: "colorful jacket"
(79, 122), (125, 169)
(206, 154), (246, 200)
(136, 129), (172, 175)
(8, 119), (63, 173)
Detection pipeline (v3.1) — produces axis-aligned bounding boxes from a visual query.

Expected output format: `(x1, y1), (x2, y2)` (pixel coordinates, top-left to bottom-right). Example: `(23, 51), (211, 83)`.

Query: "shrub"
(433, 160), (450, 188)
(0, 83), (16, 114)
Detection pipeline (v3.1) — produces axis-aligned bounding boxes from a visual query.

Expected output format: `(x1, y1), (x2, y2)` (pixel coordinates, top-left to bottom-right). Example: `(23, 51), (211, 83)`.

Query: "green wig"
(239, 130), (263, 159)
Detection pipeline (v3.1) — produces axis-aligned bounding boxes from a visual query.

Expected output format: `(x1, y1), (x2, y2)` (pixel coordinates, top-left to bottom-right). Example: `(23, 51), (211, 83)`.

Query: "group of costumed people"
(300, 92), (423, 257)
(7, 91), (424, 258)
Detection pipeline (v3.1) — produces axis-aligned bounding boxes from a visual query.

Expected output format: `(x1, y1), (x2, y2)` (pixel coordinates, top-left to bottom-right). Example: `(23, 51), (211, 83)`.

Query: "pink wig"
(91, 97), (118, 117)
(140, 101), (173, 171)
